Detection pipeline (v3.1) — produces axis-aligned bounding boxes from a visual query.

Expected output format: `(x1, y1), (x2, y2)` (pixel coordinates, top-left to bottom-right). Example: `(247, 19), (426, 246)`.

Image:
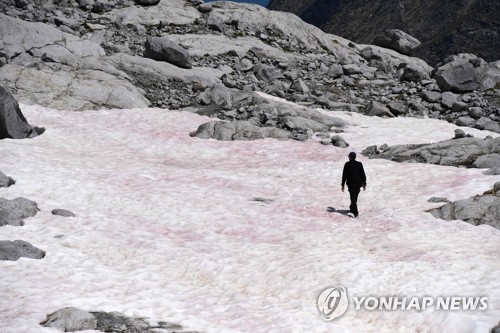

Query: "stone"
(484, 167), (500, 175)
(41, 307), (97, 332)
(342, 64), (362, 75)
(365, 137), (500, 168)
(198, 3), (212, 13)
(0, 240), (45, 261)
(441, 92), (458, 109)
(428, 194), (500, 229)
(0, 197), (39, 227)
(52, 209), (76, 217)
(373, 29), (421, 55)
(191, 120), (290, 141)
(144, 36), (192, 69)
(428, 197), (450, 203)
(454, 129), (465, 138)
(387, 102), (408, 116)
(0, 171), (15, 188)
(421, 91), (441, 103)
(207, 12), (225, 32)
(0, 86), (33, 139)
(331, 135), (349, 148)
(472, 154), (500, 169)
(451, 102), (468, 113)
(401, 63), (428, 82)
(476, 117), (500, 133)
(328, 64), (344, 78)
(455, 116), (475, 127)
(468, 107), (484, 118)
(365, 101), (395, 118)
(434, 61), (479, 93)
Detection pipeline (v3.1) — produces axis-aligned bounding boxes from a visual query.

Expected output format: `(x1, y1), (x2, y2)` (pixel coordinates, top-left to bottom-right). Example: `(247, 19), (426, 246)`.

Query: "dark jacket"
(341, 160), (366, 188)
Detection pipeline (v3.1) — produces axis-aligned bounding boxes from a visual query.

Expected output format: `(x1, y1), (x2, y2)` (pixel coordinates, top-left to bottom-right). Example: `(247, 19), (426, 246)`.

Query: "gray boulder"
(440, 92), (459, 109)
(41, 307), (97, 332)
(421, 91), (441, 103)
(484, 167), (500, 175)
(476, 117), (500, 134)
(144, 36), (192, 69)
(365, 101), (395, 118)
(428, 193), (500, 230)
(0, 86), (33, 139)
(401, 63), (428, 82)
(0, 197), (39, 226)
(363, 137), (500, 168)
(0, 171), (15, 188)
(52, 209), (76, 217)
(373, 29), (421, 55)
(434, 59), (479, 93)
(472, 154), (500, 169)
(0, 240), (45, 260)
(331, 135), (349, 148)
(191, 120), (291, 141)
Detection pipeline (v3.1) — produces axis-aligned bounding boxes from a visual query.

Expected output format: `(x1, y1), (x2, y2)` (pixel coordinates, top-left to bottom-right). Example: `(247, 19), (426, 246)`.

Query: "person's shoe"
(347, 212), (355, 218)
(354, 214), (359, 218)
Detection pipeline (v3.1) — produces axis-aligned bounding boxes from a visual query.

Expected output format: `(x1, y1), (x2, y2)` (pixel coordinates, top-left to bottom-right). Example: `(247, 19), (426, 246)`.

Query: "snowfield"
(0, 99), (499, 333)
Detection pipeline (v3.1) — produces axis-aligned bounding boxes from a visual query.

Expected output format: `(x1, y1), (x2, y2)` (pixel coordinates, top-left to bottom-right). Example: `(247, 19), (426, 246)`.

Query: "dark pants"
(348, 186), (361, 216)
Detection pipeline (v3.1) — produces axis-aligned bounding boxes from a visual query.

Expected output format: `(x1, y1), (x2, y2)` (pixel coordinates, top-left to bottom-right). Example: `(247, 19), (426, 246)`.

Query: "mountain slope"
(267, 0), (500, 65)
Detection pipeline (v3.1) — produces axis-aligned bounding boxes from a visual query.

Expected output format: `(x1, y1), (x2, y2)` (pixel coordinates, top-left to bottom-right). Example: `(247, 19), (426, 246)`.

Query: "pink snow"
(0, 101), (499, 333)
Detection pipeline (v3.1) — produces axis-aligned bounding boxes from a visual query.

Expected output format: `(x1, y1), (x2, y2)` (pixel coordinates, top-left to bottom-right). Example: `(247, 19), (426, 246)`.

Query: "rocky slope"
(267, 0), (500, 66)
(1, 0), (499, 141)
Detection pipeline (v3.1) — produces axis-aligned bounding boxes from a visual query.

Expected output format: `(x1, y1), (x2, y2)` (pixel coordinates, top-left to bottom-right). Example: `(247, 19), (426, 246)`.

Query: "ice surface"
(0, 99), (499, 333)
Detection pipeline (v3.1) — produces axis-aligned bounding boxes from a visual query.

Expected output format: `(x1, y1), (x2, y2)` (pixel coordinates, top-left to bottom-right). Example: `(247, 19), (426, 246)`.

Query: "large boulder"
(365, 101), (395, 118)
(135, 0), (160, 6)
(363, 137), (500, 169)
(0, 240), (45, 261)
(433, 54), (480, 92)
(41, 307), (97, 332)
(0, 86), (32, 139)
(0, 197), (39, 226)
(144, 36), (192, 69)
(428, 184), (500, 229)
(373, 29), (421, 56)
(191, 120), (291, 141)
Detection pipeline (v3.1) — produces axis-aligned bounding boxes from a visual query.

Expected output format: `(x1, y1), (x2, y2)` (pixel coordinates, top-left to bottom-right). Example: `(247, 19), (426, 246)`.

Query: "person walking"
(341, 152), (366, 218)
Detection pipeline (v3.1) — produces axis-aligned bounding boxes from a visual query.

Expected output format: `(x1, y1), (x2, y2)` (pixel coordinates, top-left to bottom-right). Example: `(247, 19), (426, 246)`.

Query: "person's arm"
(360, 162), (367, 190)
(341, 163), (347, 191)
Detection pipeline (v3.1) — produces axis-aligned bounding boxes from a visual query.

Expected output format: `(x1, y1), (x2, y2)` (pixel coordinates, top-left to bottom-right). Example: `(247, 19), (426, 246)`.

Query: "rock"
(454, 129), (465, 139)
(342, 64), (362, 75)
(0, 240), (45, 261)
(401, 63), (428, 82)
(40, 307), (97, 332)
(364, 137), (500, 168)
(491, 322), (500, 333)
(291, 79), (310, 95)
(207, 12), (225, 32)
(440, 92), (458, 109)
(484, 167), (500, 175)
(365, 101), (395, 118)
(328, 64), (344, 78)
(468, 107), (484, 118)
(0, 171), (15, 188)
(476, 60), (500, 91)
(476, 117), (500, 133)
(191, 120), (291, 141)
(281, 115), (329, 132)
(144, 36), (192, 69)
(198, 3), (212, 13)
(451, 102), (468, 113)
(421, 91), (441, 103)
(379, 143), (390, 151)
(428, 193), (500, 229)
(455, 116), (475, 127)
(331, 135), (349, 148)
(434, 61), (479, 93)
(387, 102), (408, 116)
(135, 0), (160, 5)
(0, 86), (33, 139)
(473, 154), (500, 169)
(362, 145), (379, 156)
(428, 197), (450, 203)
(0, 197), (39, 226)
(373, 29), (421, 55)
(52, 209), (76, 217)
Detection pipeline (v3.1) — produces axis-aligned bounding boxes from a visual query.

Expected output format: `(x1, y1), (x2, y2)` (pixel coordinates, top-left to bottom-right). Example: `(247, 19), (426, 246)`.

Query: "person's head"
(348, 151), (356, 160)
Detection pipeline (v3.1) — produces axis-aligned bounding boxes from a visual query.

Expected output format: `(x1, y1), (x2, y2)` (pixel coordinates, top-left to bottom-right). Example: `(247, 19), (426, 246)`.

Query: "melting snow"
(0, 99), (499, 333)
